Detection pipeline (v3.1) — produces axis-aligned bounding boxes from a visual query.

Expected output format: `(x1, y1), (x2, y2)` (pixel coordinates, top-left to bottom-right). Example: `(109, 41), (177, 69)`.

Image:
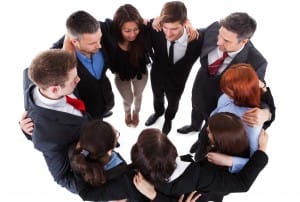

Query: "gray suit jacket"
(192, 21), (268, 116)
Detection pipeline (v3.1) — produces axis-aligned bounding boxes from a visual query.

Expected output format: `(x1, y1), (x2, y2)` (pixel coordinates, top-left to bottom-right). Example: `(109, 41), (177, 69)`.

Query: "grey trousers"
(114, 72), (148, 113)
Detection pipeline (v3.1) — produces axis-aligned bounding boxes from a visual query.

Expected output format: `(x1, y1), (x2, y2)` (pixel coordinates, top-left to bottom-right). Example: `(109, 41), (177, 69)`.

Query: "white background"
(0, 0), (299, 201)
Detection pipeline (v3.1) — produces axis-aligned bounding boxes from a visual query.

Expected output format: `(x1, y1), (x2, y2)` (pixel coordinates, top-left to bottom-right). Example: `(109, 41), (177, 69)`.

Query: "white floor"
(1, 0), (299, 201)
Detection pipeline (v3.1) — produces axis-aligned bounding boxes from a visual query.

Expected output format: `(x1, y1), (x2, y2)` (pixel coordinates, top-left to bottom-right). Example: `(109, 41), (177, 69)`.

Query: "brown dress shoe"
(125, 112), (132, 126)
(132, 111), (139, 127)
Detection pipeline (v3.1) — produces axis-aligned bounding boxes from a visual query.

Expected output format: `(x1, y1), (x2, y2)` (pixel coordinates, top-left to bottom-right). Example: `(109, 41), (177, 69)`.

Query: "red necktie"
(208, 52), (228, 76)
(66, 95), (86, 113)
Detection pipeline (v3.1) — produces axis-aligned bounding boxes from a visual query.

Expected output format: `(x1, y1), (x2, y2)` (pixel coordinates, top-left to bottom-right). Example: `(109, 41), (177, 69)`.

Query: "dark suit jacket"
(79, 150), (268, 202)
(23, 69), (89, 193)
(51, 36), (114, 119)
(192, 21), (268, 118)
(148, 20), (203, 101)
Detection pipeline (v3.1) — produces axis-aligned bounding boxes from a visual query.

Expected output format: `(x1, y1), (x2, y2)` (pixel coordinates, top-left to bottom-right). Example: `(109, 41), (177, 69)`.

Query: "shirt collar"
(34, 87), (66, 107)
(226, 45), (245, 58)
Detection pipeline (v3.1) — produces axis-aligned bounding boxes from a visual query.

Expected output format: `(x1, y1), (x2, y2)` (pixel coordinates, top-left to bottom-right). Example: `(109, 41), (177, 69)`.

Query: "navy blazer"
(23, 68), (89, 193)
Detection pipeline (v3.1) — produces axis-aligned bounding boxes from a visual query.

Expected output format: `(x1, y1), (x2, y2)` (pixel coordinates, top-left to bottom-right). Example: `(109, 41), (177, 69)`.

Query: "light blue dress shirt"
(211, 94), (262, 173)
(103, 151), (123, 170)
(76, 49), (104, 79)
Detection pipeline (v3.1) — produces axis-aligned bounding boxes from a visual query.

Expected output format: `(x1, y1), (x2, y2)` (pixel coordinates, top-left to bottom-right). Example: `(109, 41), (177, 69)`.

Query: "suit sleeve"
(201, 150), (268, 193)
(79, 170), (149, 201)
(22, 68), (33, 140)
(261, 87), (276, 129)
(51, 35), (65, 49)
(165, 150), (268, 195)
(43, 150), (79, 193)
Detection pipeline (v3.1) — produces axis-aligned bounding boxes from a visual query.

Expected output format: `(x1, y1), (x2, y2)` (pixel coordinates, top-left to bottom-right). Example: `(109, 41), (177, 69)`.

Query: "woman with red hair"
(208, 63), (264, 172)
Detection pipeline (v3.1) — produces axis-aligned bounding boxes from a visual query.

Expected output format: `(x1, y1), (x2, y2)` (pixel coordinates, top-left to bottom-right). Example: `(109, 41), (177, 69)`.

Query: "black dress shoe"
(102, 110), (113, 118)
(189, 140), (199, 153)
(177, 125), (199, 134)
(162, 120), (172, 135)
(145, 113), (161, 126)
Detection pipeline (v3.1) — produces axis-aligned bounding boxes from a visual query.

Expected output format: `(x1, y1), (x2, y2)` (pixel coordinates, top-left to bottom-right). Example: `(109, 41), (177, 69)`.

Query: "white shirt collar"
(33, 87), (66, 108)
(226, 45), (245, 58)
(32, 87), (83, 116)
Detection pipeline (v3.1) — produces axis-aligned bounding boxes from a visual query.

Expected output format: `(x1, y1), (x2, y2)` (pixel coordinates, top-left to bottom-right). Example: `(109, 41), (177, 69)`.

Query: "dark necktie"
(208, 52), (228, 76)
(66, 95), (86, 113)
(168, 41), (175, 65)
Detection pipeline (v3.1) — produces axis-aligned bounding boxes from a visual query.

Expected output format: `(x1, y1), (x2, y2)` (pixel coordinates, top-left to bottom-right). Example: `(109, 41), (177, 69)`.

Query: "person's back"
(69, 120), (127, 189)
(78, 127), (268, 201)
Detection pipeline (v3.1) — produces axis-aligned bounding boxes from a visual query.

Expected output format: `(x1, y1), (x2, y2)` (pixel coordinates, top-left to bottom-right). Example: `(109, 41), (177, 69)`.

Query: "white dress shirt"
(32, 87), (83, 117)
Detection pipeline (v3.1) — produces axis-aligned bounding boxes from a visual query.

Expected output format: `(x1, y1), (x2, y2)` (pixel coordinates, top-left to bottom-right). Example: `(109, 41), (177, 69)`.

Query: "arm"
(203, 131), (269, 192)
(243, 80), (275, 129)
(22, 68), (34, 140)
(207, 152), (248, 173)
(208, 126), (262, 173)
(151, 17), (199, 41)
(79, 169), (148, 201)
(168, 132), (268, 195)
(133, 172), (201, 202)
(51, 35), (65, 49)
(184, 19), (200, 42)
(42, 150), (79, 193)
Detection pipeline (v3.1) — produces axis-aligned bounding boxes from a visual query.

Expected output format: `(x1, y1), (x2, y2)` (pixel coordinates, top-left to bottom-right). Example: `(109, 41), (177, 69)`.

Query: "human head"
(207, 112), (249, 157)
(131, 128), (177, 186)
(217, 12), (257, 52)
(66, 10), (102, 56)
(220, 63), (260, 108)
(160, 1), (187, 41)
(112, 4), (144, 43)
(28, 49), (79, 98)
(112, 4), (145, 66)
(71, 120), (119, 186)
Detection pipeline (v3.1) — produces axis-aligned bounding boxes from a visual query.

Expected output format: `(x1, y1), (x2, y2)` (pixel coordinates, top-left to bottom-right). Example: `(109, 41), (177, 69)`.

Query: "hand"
(152, 17), (162, 32)
(179, 191), (201, 202)
(133, 172), (156, 200)
(259, 79), (267, 93)
(207, 152), (233, 167)
(143, 18), (149, 26)
(19, 111), (34, 135)
(184, 20), (199, 42)
(258, 129), (268, 152)
(63, 34), (75, 55)
(243, 108), (270, 127)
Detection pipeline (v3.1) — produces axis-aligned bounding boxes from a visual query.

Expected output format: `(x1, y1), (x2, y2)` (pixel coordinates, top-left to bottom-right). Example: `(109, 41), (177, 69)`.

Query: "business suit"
(147, 21), (203, 122)
(190, 21), (268, 131)
(52, 36), (114, 119)
(23, 69), (89, 193)
(79, 150), (268, 202)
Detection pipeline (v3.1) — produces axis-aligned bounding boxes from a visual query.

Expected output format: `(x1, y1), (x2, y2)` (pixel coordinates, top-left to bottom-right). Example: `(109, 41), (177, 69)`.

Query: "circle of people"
(20, 1), (275, 202)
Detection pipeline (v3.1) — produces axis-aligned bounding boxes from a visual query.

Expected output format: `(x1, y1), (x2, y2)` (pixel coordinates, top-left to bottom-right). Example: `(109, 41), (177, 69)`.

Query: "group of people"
(19, 1), (275, 202)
